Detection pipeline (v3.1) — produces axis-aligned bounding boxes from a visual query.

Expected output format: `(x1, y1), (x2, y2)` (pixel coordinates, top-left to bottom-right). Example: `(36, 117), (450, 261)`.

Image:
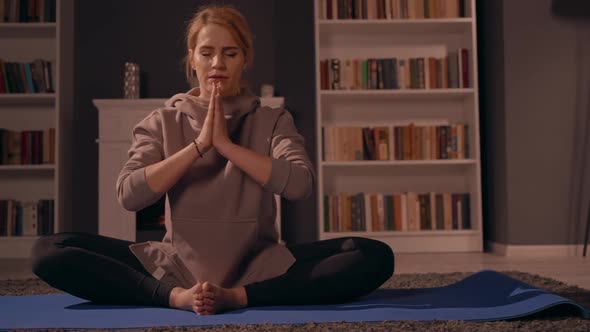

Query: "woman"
(31, 4), (394, 315)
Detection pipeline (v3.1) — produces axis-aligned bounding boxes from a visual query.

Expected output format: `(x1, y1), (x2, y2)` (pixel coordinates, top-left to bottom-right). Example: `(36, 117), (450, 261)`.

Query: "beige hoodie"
(116, 87), (314, 289)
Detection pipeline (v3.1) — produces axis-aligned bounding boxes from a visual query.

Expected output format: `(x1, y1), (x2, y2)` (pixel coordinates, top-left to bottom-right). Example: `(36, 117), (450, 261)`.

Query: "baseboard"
(487, 241), (586, 257)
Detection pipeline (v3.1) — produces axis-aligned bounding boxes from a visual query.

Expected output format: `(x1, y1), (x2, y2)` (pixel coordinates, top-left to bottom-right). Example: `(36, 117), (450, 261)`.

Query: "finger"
(205, 87), (216, 128)
(215, 83), (222, 114)
(207, 83), (216, 116)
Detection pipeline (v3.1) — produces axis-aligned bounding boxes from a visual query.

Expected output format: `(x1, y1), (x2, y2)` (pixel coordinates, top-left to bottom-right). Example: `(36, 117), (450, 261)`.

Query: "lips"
(208, 76), (228, 79)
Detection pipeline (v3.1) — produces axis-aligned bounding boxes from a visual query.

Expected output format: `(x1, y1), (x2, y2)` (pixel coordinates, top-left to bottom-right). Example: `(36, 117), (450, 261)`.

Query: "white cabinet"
(94, 97), (284, 242)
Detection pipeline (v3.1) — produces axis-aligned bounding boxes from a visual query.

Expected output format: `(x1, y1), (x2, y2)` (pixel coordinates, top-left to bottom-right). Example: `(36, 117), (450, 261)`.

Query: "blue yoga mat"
(0, 270), (587, 329)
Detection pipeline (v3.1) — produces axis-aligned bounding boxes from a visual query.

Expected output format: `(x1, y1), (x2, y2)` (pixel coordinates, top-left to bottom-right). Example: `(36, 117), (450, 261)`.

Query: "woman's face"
(189, 24), (246, 99)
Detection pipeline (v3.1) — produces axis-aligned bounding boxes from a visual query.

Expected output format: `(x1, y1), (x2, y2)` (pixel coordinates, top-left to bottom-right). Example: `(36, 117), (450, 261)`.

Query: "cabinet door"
(98, 142), (135, 241)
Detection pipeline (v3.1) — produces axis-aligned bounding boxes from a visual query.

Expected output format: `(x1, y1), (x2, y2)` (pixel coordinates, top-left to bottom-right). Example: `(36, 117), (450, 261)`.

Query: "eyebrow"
(199, 46), (240, 51)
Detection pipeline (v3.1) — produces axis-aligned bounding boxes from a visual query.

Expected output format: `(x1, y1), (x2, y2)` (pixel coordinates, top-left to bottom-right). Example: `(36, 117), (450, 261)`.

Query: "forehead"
(196, 24), (238, 48)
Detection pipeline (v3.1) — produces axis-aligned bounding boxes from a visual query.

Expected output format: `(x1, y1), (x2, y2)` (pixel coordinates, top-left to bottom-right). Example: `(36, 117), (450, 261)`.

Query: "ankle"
(168, 287), (185, 308)
(232, 287), (248, 307)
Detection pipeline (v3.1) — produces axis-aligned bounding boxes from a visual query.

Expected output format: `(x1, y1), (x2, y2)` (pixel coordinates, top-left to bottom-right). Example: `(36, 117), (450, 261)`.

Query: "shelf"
(0, 93), (55, 106)
(322, 159), (477, 167)
(0, 164), (55, 171)
(319, 18), (472, 35)
(320, 89), (474, 101)
(0, 23), (56, 38)
(322, 230), (478, 237)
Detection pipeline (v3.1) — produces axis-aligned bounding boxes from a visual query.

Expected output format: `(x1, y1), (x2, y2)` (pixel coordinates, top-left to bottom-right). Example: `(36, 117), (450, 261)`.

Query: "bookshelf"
(315, 0), (483, 253)
(0, 0), (74, 258)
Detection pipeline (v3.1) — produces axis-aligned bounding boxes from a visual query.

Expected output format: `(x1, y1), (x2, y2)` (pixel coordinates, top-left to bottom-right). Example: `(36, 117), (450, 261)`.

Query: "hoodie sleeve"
(262, 109), (315, 200)
(116, 111), (165, 211)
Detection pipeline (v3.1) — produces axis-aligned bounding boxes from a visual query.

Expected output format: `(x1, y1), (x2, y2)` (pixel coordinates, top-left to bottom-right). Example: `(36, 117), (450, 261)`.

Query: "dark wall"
(477, 0), (508, 244)
(73, 0), (276, 234)
(503, 0), (580, 245)
(478, 0), (590, 246)
(274, 0), (317, 244)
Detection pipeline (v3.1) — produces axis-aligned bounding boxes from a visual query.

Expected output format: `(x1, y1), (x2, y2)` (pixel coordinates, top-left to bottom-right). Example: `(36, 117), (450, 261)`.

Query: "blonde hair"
(184, 4), (254, 82)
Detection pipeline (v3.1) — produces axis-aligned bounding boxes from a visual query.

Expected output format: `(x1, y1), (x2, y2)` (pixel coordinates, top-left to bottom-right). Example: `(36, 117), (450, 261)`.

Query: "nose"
(211, 54), (226, 69)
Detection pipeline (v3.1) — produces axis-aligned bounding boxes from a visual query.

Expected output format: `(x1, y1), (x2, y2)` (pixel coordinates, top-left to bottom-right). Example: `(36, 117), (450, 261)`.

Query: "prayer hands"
(194, 82), (231, 155)
(211, 82), (231, 149)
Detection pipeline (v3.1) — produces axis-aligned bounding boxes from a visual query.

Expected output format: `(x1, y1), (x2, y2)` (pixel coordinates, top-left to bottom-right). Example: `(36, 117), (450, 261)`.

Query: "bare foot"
(194, 281), (248, 315)
(168, 284), (200, 312)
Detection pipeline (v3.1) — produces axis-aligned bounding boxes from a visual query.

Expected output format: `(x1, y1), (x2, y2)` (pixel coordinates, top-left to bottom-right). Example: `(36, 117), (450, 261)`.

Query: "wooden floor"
(1, 253), (590, 289)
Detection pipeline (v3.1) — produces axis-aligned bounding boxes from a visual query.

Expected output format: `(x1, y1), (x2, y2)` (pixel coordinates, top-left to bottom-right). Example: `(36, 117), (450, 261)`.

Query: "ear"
(188, 49), (195, 69)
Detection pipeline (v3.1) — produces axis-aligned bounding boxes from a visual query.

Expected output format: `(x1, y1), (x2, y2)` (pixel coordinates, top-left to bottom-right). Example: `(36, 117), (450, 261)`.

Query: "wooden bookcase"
(0, 0), (74, 258)
(314, 0), (483, 252)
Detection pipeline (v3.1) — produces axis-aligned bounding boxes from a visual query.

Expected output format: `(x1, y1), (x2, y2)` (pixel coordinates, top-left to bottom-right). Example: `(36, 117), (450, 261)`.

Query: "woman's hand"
(212, 82), (233, 151)
(195, 83), (216, 153)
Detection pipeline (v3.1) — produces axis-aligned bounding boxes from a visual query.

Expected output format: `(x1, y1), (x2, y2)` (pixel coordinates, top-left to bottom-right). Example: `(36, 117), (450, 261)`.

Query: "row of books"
(0, 59), (55, 94)
(319, 0), (466, 20)
(0, 199), (54, 237)
(322, 124), (469, 161)
(320, 51), (470, 91)
(0, 128), (55, 165)
(324, 192), (470, 232)
(0, 0), (56, 22)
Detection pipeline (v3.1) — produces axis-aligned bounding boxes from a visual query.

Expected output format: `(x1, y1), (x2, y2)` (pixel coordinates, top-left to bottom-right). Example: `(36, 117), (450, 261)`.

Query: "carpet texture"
(1, 271), (589, 331)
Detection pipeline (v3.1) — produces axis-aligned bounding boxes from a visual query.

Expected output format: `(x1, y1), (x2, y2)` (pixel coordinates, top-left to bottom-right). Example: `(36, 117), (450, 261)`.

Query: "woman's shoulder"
(132, 106), (184, 133)
(252, 104), (292, 119)
(137, 106), (184, 123)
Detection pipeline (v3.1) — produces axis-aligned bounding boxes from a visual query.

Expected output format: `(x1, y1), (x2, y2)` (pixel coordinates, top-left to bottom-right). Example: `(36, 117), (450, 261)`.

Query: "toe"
(202, 291), (216, 299)
(194, 282), (203, 294)
(198, 305), (213, 315)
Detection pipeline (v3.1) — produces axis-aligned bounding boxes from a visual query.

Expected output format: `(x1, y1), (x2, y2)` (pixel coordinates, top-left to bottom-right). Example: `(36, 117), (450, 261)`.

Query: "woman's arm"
(217, 109), (315, 200)
(144, 142), (201, 193)
(116, 112), (203, 212)
(216, 142), (272, 185)
(118, 89), (216, 212)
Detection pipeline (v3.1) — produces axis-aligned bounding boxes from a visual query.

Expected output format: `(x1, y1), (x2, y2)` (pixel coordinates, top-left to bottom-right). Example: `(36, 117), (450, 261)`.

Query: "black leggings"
(31, 232), (394, 308)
